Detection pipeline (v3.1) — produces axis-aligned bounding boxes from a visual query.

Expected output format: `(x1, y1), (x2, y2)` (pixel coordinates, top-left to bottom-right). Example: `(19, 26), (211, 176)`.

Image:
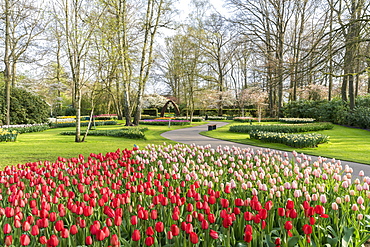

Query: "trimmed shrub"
(175, 117), (204, 122)
(0, 88), (49, 125)
(249, 131), (329, 148)
(229, 123), (334, 134)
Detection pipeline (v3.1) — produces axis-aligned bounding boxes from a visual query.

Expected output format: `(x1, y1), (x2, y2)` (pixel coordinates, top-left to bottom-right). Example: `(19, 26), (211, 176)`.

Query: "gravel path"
(161, 121), (370, 179)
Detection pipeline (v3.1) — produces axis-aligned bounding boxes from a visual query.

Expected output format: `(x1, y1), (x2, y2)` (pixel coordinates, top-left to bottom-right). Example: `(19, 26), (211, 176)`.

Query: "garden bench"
(207, 124), (216, 131)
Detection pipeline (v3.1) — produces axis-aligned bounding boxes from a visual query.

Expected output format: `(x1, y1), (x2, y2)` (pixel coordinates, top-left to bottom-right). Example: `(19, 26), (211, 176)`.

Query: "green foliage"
(5, 124), (49, 134)
(143, 108), (158, 116)
(229, 123), (334, 134)
(348, 106), (370, 129)
(59, 128), (146, 139)
(50, 120), (117, 128)
(249, 131), (329, 148)
(0, 88), (49, 124)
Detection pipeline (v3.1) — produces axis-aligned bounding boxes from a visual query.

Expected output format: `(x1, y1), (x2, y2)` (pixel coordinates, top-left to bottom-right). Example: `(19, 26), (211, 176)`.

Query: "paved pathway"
(161, 121), (370, 179)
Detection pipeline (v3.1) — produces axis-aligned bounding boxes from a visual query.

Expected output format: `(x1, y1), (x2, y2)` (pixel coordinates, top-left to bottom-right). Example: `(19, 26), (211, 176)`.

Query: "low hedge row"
(50, 121), (117, 128)
(60, 128), (146, 139)
(229, 122), (333, 134)
(249, 131), (329, 148)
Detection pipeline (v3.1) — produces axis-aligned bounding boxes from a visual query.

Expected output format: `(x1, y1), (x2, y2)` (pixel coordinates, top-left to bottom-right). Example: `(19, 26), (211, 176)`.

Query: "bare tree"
(1, 0), (45, 125)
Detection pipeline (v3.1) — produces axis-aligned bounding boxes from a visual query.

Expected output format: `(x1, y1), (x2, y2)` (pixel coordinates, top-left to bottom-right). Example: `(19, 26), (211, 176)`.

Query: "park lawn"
(201, 121), (370, 165)
(0, 121), (205, 168)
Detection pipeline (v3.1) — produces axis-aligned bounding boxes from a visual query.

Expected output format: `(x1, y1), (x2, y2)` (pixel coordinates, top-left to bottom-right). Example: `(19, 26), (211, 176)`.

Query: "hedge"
(249, 131), (329, 148)
(229, 122), (334, 134)
(4, 124), (50, 134)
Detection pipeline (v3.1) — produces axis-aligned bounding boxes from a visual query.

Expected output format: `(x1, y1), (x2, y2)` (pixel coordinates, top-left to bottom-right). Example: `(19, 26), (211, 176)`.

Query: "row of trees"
(0, 0), (370, 141)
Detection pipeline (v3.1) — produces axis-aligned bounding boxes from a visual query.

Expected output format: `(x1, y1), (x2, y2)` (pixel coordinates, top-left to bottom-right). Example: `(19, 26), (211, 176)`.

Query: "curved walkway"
(161, 121), (370, 179)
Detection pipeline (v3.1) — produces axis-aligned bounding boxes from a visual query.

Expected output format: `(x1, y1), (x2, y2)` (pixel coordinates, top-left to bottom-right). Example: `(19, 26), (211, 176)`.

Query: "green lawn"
(201, 121), (370, 165)
(0, 121), (204, 168)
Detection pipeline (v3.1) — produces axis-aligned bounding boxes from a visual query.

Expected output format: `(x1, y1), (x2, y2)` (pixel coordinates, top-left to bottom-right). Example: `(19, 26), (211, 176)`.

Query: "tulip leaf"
(342, 226), (355, 247)
(327, 226), (339, 238)
(288, 236), (299, 247)
(355, 234), (370, 247)
(264, 234), (275, 247)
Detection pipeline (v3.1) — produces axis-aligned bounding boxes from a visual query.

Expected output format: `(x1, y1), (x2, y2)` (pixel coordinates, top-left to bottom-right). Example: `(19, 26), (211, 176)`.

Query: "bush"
(207, 116), (226, 120)
(249, 131), (329, 148)
(348, 106), (370, 129)
(0, 88), (49, 124)
(229, 122), (334, 134)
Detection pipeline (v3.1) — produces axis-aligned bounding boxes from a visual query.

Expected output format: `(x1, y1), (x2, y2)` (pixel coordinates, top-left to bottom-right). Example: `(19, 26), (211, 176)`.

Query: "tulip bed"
(0, 129), (18, 142)
(249, 131), (329, 148)
(59, 128), (148, 139)
(279, 118), (316, 124)
(229, 123), (334, 134)
(0, 144), (369, 247)
(139, 120), (191, 126)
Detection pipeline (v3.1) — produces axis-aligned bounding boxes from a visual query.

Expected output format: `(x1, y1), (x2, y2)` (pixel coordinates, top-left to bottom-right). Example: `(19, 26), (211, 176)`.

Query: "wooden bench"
(207, 124), (216, 131)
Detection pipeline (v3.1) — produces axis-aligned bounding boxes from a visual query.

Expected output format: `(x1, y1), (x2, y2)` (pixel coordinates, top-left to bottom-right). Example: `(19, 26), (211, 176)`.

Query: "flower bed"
(140, 119), (191, 126)
(175, 117), (204, 122)
(93, 114), (118, 120)
(279, 118), (316, 124)
(249, 131), (329, 148)
(207, 116), (227, 120)
(0, 144), (368, 246)
(2, 124), (49, 134)
(0, 129), (18, 142)
(50, 121), (117, 128)
(60, 128), (147, 139)
(229, 122), (334, 134)
(233, 117), (279, 122)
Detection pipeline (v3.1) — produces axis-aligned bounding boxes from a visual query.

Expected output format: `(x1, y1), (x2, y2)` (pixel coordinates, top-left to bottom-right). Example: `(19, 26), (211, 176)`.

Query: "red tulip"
(284, 221), (293, 230)
(3, 223), (11, 234)
(61, 228), (69, 238)
(167, 231), (173, 240)
(210, 229), (219, 239)
(49, 212), (57, 222)
(259, 209), (268, 220)
(85, 236), (93, 245)
(303, 224), (312, 235)
(201, 220), (209, 230)
(208, 213), (216, 223)
(20, 234), (31, 246)
(244, 211), (254, 221)
(145, 236), (154, 246)
(170, 224), (180, 236)
(31, 225), (39, 236)
(132, 229), (141, 241)
(39, 236), (47, 245)
(286, 200), (294, 210)
(220, 198), (229, 208)
(155, 221), (164, 233)
(70, 225), (78, 235)
(114, 216), (122, 226)
(150, 210), (158, 220)
(244, 231), (253, 243)
(4, 235), (12, 246)
(275, 238), (281, 245)
(189, 232), (199, 244)
(110, 234), (119, 247)
(315, 205), (324, 215)
(96, 229), (106, 241)
(55, 220), (64, 232)
(289, 209), (298, 219)
(265, 200), (273, 210)
(146, 226), (154, 236)
(277, 208), (285, 217)
(309, 216), (316, 225)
